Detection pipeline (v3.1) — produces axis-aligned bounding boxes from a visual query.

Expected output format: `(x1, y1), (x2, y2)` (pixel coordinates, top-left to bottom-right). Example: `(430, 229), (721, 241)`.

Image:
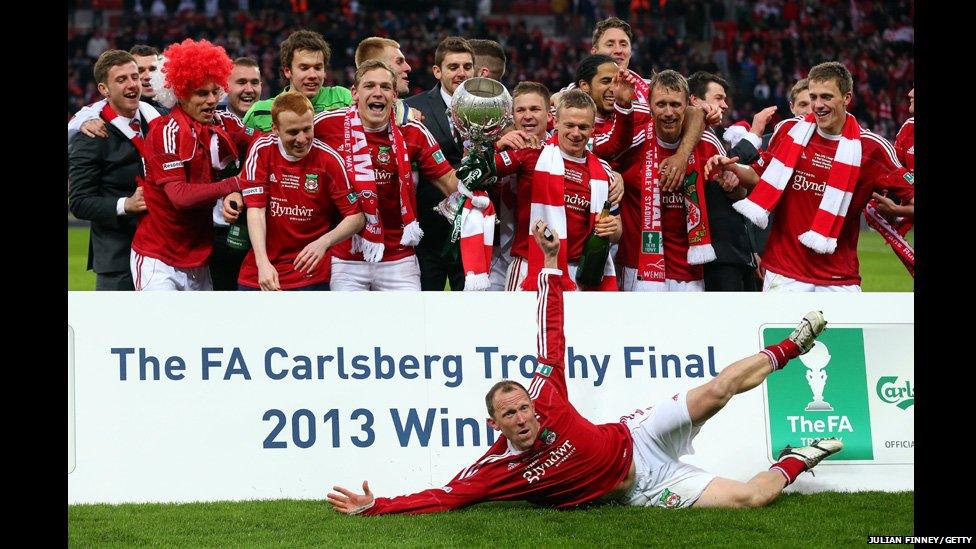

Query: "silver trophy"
(449, 77), (513, 144)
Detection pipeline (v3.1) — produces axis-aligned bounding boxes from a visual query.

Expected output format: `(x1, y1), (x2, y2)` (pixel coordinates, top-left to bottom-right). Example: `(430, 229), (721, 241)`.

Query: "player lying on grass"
(328, 221), (842, 514)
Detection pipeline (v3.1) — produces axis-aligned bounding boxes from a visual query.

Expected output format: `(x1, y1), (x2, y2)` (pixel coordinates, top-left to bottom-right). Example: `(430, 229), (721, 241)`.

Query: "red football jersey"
(616, 133), (721, 281)
(361, 270), (633, 515)
(495, 147), (613, 262)
(753, 121), (914, 285)
(314, 111), (453, 261)
(237, 136), (361, 289)
(132, 107), (235, 268)
(894, 117), (914, 173)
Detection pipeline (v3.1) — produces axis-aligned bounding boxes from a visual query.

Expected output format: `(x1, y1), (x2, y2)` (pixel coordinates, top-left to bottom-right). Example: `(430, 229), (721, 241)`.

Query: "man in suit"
(404, 37), (475, 291)
(69, 50), (155, 290)
(688, 71), (777, 291)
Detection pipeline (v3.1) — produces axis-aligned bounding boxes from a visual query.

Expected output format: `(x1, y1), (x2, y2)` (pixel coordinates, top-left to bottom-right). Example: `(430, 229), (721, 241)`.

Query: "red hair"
(162, 39), (233, 100)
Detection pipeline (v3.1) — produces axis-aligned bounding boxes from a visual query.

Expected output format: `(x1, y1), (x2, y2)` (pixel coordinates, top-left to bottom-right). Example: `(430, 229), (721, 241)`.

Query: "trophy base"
(805, 402), (834, 411)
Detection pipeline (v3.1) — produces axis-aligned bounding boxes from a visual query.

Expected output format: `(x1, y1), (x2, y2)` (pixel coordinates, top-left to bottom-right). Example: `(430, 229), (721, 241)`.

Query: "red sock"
(761, 339), (800, 371)
(769, 457), (807, 485)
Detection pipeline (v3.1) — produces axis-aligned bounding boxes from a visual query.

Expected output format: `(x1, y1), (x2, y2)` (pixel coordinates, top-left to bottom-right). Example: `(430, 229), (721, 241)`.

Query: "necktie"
(130, 118), (142, 138)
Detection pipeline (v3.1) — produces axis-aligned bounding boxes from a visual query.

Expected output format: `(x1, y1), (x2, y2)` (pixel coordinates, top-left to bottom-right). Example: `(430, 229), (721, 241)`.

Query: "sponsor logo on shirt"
(162, 160), (183, 171)
(903, 172), (914, 185)
(270, 200), (315, 219)
(432, 150), (446, 164)
(242, 186), (263, 196)
(270, 174), (277, 183)
(304, 173), (319, 193)
(791, 171), (826, 194)
(499, 151), (512, 166)
(522, 440), (575, 484)
(536, 364), (553, 377)
(346, 192), (358, 204)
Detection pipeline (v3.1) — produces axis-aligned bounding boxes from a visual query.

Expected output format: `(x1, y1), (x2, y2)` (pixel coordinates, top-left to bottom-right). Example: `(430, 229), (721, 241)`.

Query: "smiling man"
(69, 49), (159, 290)
(707, 62), (915, 292)
(328, 222), (841, 515)
(130, 39), (244, 291)
(490, 90), (621, 291)
(227, 91), (364, 291)
(242, 30), (352, 132)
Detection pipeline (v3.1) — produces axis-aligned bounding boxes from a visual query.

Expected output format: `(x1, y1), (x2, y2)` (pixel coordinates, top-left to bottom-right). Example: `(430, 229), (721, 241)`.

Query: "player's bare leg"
(686, 311), (827, 426)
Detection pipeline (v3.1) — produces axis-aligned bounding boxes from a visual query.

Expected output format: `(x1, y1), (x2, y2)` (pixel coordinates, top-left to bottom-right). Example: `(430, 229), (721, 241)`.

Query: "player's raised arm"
(530, 220), (569, 400)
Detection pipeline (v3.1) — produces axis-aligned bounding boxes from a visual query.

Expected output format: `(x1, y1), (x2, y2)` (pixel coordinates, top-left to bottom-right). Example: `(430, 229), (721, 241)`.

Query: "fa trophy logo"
(799, 341), (833, 411)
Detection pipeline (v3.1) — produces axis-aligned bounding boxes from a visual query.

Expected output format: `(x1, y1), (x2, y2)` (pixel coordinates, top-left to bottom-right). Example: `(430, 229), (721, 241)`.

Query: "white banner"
(68, 292), (913, 504)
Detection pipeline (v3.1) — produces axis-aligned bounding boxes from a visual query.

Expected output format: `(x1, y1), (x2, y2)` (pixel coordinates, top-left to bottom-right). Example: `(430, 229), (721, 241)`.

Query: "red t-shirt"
(495, 147), (613, 262)
(237, 137), (361, 289)
(753, 121), (915, 285)
(894, 117), (914, 173)
(617, 134), (721, 281)
(314, 111), (453, 261)
(361, 271), (633, 515)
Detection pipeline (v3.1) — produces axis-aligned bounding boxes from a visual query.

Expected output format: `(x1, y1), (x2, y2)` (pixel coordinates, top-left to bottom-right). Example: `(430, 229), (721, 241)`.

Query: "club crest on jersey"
(536, 364), (553, 377)
(304, 174), (319, 193)
(377, 146), (392, 165)
(658, 488), (682, 508)
(540, 428), (557, 445)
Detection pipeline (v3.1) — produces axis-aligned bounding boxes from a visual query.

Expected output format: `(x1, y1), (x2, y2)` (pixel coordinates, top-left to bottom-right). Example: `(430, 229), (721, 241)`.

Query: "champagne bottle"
(226, 200), (251, 251)
(575, 200), (612, 287)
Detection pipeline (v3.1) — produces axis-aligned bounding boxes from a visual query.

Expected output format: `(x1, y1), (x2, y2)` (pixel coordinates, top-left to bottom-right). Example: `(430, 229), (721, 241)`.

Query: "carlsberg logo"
(876, 376), (914, 410)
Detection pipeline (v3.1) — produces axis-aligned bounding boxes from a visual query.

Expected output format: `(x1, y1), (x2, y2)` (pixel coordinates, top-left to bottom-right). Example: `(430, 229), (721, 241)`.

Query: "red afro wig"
(162, 39), (233, 101)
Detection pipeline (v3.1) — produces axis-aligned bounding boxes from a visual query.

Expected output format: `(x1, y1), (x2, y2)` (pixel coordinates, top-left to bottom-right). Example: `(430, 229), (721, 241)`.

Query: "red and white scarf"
(521, 135), (614, 291)
(734, 112), (862, 254)
(635, 120), (715, 290)
(99, 101), (161, 166)
(864, 202), (914, 277)
(342, 106), (421, 262)
(458, 184), (496, 291)
(628, 68), (650, 103)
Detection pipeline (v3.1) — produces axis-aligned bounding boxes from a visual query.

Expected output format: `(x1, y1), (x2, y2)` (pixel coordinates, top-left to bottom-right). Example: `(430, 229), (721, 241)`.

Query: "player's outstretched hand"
(704, 154), (740, 180)
(327, 480), (374, 515)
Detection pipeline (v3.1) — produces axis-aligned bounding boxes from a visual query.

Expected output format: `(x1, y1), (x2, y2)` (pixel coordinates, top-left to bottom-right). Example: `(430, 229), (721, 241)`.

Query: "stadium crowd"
(67, 0), (915, 292)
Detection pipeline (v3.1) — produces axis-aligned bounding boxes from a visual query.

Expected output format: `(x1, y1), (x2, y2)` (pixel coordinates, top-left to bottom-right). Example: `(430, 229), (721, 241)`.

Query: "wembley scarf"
(521, 135), (614, 291)
(636, 121), (715, 291)
(734, 112), (862, 254)
(342, 106), (420, 262)
(864, 202), (914, 277)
